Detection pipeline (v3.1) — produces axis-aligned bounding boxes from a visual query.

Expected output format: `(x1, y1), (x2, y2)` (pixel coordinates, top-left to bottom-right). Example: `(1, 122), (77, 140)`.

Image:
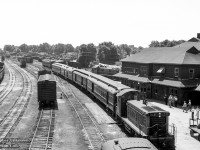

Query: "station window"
(155, 88), (158, 94)
(174, 68), (179, 77)
(140, 66), (147, 75)
(189, 69), (194, 79)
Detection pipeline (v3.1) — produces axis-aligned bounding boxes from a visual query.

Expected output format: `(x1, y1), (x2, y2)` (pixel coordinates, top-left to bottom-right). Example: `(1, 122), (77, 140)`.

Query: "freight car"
(0, 62), (5, 82)
(19, 57), (27, 68)
(42, 59), (55, 69)
(43, 62), (176, 149)
(101, 137), (158, 150)
(24, 56), (33, 63)
(38, 69), (51, 78)
(37, 73), (56, 108)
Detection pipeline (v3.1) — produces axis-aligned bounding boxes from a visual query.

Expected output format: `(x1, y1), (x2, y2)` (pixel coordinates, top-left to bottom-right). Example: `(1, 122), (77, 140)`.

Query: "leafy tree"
(98, 42), (119, 64)
(118, 44), (132, 59)
(3, 45), (16, 52)
(38, 43), (51, 53)
(149, 39), (185, 47)
(65, 44), (74, 53)
(77, 43), (97, 68)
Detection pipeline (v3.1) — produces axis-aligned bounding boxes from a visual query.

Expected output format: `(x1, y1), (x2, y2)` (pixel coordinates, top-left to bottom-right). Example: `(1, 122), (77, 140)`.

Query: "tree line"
(3, 42), (139, 67)
(3, 39), (186, 67)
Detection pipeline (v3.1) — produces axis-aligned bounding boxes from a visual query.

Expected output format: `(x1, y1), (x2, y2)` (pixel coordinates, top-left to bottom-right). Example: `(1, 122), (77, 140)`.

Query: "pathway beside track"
(55, 75), (106, 150)
(0, 61), (33, 138)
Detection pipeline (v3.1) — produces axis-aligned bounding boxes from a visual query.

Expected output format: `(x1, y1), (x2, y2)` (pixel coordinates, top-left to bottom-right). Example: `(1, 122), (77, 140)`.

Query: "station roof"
(121, 46), (200, 65)
(114, 72), (198, 88)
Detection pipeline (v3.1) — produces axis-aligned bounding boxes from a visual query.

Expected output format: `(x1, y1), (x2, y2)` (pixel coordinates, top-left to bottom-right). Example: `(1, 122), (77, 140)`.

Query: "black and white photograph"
(0, 0), (200, 149)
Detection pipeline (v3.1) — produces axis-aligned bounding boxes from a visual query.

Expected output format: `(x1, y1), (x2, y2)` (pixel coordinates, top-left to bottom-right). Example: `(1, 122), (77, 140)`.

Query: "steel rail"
(55, 75), (105, 150)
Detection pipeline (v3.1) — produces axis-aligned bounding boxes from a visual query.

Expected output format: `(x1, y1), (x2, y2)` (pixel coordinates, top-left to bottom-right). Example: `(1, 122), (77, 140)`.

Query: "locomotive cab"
(116, 89), (139, 118)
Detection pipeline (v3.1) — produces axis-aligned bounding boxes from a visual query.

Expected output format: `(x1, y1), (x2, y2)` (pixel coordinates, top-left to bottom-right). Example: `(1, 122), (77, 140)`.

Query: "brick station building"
(113, 34), (200, 105)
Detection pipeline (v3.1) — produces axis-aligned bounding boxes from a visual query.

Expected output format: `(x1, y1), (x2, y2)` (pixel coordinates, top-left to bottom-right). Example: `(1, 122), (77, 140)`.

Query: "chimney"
(197, 33), (200, 39)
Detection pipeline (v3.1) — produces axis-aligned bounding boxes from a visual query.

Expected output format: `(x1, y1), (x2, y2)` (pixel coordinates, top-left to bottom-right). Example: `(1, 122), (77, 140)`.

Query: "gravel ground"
(52, 87), (88, 150)
(10, 69), (38, 149)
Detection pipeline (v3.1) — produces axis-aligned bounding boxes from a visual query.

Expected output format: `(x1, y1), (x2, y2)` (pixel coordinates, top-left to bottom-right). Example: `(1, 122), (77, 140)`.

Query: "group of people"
(164, 94), (178, 108)
(182, 100), (192, 113)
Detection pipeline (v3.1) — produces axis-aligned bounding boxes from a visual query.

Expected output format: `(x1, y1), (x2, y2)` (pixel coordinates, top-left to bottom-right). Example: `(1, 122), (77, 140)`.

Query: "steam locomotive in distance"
(42, 62), (176, 150)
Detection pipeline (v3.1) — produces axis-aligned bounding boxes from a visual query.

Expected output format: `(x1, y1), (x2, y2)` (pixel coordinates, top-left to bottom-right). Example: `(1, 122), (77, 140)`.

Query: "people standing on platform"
(174, 95), (178, 107)
(196, 106), (200, 120)
(182, 101), (187, 112)
(188, 100), (192, 112)
(164, 94), (168, 105)
(171, 94), (175, 107)
(168, 95), (172, 108)
(191, 107), (195, 120)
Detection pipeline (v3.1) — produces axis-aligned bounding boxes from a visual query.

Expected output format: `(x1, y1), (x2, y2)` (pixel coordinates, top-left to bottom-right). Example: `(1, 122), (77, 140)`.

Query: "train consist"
(43, 61), (176, 150)
(37, 70), (57, 108)
(101, 137), (158, 150)
(0, 61), (5, 82)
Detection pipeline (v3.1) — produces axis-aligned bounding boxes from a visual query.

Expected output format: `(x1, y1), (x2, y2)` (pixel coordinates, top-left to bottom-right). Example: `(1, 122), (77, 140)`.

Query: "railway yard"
(0, 58), (200, 150)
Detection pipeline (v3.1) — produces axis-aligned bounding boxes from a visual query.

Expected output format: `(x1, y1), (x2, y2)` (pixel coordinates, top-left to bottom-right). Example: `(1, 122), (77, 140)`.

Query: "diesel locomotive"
(46, 62), (176, 149)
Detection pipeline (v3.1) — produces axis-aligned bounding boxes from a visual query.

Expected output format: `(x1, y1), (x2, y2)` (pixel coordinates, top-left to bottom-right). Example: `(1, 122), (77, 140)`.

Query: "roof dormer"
(186, 46), (200, 54)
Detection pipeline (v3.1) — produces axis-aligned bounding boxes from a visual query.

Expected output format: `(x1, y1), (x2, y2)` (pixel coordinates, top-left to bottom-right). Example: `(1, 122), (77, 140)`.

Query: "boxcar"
(101, 138), (158, 150)
(37, 74), (56, 108)
(42, 59), (55, 69)
(20, 58), (27, 68)
(0, 62), (5, 81)
(25, 56), (33, 63)
(120, 100), (175, 149)
(38, 69), (51, 78)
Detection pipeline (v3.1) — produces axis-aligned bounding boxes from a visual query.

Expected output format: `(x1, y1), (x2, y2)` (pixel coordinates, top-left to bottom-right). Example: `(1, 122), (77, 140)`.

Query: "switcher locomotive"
(46, 62), (176, 150)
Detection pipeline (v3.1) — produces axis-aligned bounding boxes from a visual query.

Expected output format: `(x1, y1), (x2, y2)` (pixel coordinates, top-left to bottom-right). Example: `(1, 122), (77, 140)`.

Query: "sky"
(0, 0), (200, 49)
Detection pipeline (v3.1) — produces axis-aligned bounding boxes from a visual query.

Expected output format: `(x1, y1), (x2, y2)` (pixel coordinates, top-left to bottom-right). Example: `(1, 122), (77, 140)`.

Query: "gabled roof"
(188, 37), (200, 42)
(121, 47), (200, 64)
(175, 41), (200, 49)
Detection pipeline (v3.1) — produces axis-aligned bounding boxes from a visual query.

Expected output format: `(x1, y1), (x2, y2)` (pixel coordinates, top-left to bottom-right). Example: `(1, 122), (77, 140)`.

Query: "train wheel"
(190, 129), (194, 137)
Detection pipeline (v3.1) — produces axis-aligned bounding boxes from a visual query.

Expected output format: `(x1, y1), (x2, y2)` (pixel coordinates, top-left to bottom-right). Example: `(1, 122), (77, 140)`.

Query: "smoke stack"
(197, 33), (200, 39)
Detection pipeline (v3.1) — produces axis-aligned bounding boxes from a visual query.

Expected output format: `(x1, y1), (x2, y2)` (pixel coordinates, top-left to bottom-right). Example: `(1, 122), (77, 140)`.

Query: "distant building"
(92, 63), (120, 76)
(113, 33), (200, 105)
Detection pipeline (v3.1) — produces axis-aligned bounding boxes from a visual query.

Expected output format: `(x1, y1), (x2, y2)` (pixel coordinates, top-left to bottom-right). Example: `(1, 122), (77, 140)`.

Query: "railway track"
(0, 62), (16, 105)
(29, 109), (55, 150)
(55, 75), (106, 150)
(0, 60), (33, 138)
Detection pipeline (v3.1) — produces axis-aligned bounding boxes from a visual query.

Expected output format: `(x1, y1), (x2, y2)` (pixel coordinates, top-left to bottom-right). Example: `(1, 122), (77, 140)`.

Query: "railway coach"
(37, 73), (57, 108)
(71, 69), (139, 116)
